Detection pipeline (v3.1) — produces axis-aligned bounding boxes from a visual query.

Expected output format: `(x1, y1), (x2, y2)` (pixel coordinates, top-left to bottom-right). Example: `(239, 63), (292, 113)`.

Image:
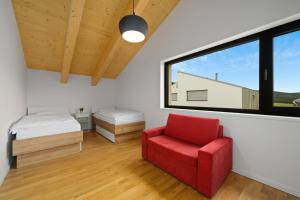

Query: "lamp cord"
(133, 0), (135, 15)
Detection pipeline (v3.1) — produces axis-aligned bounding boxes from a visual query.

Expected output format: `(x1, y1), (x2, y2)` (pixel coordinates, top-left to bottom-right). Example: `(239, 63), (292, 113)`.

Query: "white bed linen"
(10, 113), (81, 140)
(93, 108), (144, 125)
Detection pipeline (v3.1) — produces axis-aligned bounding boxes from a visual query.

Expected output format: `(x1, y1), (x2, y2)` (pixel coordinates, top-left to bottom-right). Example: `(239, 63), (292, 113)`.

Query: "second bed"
(93, 108), (145, 143)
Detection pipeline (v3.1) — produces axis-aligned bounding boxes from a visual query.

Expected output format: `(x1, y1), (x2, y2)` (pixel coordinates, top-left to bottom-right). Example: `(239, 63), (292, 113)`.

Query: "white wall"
(27, 69), (116, 113)
(116, 0), (300, 197)
(0, 1), (27, 184)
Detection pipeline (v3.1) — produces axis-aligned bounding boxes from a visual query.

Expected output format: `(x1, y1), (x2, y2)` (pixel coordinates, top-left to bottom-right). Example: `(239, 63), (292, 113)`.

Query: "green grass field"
(273, 102), (295, 107)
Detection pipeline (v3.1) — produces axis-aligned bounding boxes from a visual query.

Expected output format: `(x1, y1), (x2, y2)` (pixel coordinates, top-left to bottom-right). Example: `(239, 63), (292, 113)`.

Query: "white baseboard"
(233, 168), (300, 198)
(0, 161), (9, 186)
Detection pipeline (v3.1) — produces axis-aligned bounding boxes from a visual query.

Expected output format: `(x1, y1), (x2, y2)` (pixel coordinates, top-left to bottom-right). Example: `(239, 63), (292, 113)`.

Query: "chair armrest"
(141, 126), (166, 160)
(197, 137), (233, 198)
(143, 126), (166, 138)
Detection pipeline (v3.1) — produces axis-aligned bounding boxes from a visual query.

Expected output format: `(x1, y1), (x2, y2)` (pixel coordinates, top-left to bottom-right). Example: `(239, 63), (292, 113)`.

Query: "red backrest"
(165, 113), (220, 146)
(218, 125), (224, 138)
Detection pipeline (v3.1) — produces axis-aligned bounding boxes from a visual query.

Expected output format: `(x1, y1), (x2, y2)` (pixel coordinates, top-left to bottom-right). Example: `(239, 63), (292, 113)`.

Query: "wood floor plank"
(0, 132), (298, 200)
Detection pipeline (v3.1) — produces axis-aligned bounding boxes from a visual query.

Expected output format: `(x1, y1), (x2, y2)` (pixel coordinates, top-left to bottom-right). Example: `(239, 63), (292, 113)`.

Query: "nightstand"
(75, 113), (91, 131)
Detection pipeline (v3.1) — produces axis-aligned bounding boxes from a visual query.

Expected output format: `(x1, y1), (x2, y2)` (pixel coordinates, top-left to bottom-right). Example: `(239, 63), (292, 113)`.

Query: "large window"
(273, 30), (300, 108)
(164, 19), (300, 117)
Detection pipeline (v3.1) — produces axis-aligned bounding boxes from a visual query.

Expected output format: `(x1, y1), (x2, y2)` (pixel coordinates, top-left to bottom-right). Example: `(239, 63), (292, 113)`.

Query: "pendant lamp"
(119, 0), (148, 43)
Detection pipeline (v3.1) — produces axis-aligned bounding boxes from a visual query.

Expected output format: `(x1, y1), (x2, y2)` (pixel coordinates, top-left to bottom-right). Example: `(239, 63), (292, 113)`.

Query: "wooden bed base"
(13, 131), (83, 168)
(92, 116), (145, 143)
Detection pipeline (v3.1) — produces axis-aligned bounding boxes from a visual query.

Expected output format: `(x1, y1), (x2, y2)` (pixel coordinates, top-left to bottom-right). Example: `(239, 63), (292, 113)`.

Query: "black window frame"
(186, 90), (208, 101)
(164, 19), (300, 117)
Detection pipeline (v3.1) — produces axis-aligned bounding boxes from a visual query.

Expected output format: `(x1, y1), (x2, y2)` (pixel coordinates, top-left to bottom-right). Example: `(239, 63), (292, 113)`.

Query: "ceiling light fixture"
(119, 0), (148, 43)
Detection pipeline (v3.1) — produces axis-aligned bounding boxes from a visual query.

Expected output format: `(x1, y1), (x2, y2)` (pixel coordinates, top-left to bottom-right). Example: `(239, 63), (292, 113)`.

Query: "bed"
(93, 108), (145, 143)
(10, 107), (83, 168)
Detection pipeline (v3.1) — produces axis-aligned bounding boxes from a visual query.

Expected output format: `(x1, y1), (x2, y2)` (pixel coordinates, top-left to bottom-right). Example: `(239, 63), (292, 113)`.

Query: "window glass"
(168, 40), (259, 110)
(187, 90), (208, 101)
(273, 30), (300, 108)
(171, 93), (177, 101)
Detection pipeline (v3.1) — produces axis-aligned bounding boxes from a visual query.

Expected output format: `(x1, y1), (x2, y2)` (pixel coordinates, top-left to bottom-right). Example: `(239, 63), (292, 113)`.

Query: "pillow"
(31, 111), (63, 116)
(165, 113), (220, 146)
(27, 106), (69, 115)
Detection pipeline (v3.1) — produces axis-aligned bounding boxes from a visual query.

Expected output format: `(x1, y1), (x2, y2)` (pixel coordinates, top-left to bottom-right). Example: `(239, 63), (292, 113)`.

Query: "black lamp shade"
(119, 14), (148, 43)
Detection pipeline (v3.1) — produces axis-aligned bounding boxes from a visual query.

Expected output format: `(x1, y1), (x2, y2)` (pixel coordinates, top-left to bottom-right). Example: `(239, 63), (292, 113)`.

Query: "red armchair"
(142, 113), (232, 198)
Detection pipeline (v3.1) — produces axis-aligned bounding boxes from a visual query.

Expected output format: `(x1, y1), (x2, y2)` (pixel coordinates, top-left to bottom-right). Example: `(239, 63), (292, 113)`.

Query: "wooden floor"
(0, 132), (298, 200)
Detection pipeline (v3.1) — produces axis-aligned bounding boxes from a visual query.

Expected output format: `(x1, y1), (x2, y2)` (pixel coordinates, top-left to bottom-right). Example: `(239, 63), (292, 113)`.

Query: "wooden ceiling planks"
(12, 0), (180, 84)
(103, 0), (179, 79)
(91, 0), (152, 85)
(13, 0), (70, 72)
(70, 0), (130, 76)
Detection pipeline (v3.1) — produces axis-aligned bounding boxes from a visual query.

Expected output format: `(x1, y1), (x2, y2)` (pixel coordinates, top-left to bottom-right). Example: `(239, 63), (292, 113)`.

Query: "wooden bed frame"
(13, 131), (83, 168)
(92, 116), (145, 143)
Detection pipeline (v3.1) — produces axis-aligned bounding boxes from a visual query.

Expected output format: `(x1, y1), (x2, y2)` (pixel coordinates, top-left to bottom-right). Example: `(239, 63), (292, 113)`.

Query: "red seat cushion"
(148, 135), (200, 166)
(165, 113), (220, 146)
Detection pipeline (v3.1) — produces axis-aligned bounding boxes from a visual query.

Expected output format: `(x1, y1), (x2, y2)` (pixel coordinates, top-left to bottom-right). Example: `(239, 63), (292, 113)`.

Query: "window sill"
(160, 106), (300, 123)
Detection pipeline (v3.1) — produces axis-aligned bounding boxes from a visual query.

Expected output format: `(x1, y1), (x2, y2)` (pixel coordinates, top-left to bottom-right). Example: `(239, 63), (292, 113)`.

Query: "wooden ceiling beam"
(91, 0), (151, 86)
(61, 0), (86, 83)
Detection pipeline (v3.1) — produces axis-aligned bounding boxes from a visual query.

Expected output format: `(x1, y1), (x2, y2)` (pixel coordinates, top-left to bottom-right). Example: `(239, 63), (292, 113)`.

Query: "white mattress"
(93, 108), (144, 125)
(10, 113), (81, 140)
